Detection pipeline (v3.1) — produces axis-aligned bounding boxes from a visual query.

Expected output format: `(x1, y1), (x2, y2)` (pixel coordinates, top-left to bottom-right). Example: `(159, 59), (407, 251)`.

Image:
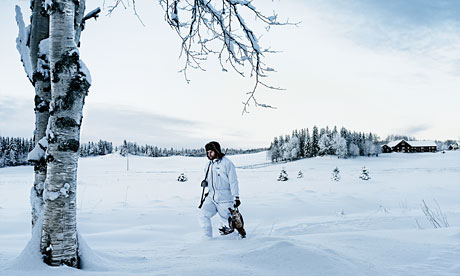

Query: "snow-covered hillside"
(1, 151), (459, 276)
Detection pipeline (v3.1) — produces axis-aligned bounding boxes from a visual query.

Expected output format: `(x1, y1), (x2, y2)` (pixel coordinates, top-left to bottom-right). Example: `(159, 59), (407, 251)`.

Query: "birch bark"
(40, 0), (90, 267)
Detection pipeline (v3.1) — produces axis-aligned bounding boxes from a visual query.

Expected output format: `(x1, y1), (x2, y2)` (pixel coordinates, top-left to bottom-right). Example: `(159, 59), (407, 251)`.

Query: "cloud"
(0, 96), (264, 148)
(310, 0), (460, 28)
(81, 105), (268, 149)
(0, 97), (34, 138)
(397, 124), (432, 138)
(80, 105), (210, 148)
(305, 0), (460, 73)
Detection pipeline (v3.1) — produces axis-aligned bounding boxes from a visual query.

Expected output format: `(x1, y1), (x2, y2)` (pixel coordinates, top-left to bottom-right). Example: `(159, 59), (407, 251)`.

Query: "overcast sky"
(1, 0), (459, 149)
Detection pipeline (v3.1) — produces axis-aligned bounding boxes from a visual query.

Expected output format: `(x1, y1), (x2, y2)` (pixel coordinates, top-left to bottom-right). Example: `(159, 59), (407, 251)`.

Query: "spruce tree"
(277, 168), (288, 181)
(359, 166), (371, 180)
(299, 129), (306, 158)
(305, 128), (312, 157)
(297, 170), (304, 178)
(331, 167), (341, 181)
(312, 126), (319, 157)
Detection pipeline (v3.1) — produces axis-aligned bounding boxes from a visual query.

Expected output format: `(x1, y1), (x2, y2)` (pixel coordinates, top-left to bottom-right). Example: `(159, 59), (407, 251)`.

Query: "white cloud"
(0, 97), (34, 138)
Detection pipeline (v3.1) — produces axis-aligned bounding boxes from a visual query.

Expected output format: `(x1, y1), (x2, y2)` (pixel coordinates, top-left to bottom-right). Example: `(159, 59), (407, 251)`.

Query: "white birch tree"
(16, 0), (285, 268)
(349, 142), (360, 158)
(39, 0), (93, 267)
(283, 135), (300, 161)
(332, 133), (347, 159)
(318, 133), (332, 156)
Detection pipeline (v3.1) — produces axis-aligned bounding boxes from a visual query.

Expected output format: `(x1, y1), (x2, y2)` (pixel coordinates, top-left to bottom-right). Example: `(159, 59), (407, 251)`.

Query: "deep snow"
(1, 151), (459, 275)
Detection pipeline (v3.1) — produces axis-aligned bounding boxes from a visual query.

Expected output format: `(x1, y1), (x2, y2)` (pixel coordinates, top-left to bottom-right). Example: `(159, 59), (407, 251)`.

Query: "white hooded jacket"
(204, 156), (239, 203)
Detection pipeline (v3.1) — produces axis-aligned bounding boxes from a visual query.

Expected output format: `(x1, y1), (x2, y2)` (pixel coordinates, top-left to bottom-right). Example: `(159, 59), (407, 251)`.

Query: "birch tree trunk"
(29, 0), (50, 229)
(40, 0), (90, 267)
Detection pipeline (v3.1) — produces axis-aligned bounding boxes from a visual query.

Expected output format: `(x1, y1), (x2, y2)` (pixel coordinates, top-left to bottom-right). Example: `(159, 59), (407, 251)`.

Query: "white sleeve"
(227, 160), (239, 199)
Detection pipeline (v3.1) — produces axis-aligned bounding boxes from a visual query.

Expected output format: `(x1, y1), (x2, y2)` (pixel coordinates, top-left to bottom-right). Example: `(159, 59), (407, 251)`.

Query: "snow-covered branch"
(158, 0), (291, 113)
(105, 0), (291, 113)
(28, 137), (48, 162)
(83, 7), (102, 22)
(106, 0), (145, 26)
(15, 6), (33, 83)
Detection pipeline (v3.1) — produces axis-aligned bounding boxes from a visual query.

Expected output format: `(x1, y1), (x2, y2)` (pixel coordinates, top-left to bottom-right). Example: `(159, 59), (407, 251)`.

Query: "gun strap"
(204, 161), (211, 180)
(198, 162), (212, 208)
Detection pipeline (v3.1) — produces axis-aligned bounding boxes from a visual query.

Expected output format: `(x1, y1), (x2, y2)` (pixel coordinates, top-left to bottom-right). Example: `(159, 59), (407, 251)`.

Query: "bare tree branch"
(158, 0), (294, 113)
(107, 0), (294, 113)
(106, 0), (145, 26)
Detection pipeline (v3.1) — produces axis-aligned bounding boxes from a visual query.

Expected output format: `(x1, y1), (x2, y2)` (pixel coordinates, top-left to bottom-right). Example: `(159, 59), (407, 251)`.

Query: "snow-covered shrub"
(282, 136), (301, 161)
(297, 170), (303, 178)
(277, 169), (288, 181)
(359, 166), (370, 180)
(177, 173), (188, 182)
(318, 134), (332, 156)
(331, 167), (341, 181)
(332, 133), (347, 158)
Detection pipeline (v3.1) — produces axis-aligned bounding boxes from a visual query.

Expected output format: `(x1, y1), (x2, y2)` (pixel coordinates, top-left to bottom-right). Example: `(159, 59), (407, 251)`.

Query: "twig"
(421, 199), (449, 228)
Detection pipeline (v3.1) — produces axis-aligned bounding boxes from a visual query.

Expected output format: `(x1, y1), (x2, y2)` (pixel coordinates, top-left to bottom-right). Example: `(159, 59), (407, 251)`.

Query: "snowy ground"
(1, 151), (460, 276)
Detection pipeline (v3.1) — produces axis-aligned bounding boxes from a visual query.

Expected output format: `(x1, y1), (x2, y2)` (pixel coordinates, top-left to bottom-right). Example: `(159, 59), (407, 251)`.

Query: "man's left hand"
(234, 199), (241, 208)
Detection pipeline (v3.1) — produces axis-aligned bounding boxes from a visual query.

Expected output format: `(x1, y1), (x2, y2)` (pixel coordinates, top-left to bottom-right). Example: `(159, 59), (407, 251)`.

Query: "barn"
(382, 140), (437, 153)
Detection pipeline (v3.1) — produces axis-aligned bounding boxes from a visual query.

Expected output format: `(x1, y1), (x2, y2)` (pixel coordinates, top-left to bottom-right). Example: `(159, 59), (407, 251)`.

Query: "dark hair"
(205, 141), (225, 159)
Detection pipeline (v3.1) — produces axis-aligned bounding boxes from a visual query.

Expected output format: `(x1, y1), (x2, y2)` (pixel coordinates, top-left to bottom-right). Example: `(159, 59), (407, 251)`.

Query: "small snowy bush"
(297, 170), (304, 178)
(177, 173), (188, 182)
(331, 167), (341, 181)
(277, 169), (288, 181)
(359, 166), (370, 180)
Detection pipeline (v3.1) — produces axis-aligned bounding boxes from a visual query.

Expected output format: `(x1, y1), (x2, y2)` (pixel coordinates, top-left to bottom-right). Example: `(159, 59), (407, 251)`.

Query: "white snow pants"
(199, 197), (233, 238)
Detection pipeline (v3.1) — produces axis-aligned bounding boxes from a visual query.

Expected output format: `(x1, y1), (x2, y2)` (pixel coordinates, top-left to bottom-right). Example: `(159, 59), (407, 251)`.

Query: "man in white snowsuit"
(199, 141), (240, 238)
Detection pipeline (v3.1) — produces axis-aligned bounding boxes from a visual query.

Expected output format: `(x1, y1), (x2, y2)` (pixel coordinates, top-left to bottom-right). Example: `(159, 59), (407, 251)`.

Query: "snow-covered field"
(1, 151), (460, 276)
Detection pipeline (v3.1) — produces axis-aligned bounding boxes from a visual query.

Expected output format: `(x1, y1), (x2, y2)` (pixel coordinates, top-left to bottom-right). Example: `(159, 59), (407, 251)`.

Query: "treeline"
(1, 136), (265, 168)
(80, 140), (114, 157)
(0, 137), (114, 167)
(0, 136), (34, 168)
(268, 126), (381, 162)
(117, 140), (265, 157)
(436, 140), (459, 151)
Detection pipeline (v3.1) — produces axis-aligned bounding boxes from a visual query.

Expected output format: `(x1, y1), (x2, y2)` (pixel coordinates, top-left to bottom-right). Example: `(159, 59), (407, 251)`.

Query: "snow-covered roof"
(386, 140), (403, 148)
(385, 140), (436, 148)
(407, 140), (437, 147)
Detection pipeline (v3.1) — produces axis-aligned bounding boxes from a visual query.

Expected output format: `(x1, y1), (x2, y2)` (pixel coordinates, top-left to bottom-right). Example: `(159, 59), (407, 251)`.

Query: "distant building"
(382, 139), (437, 153)
(448, 142), (459, 150)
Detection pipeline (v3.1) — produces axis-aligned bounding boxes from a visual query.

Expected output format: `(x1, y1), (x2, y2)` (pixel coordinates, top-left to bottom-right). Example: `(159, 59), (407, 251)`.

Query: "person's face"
(207, 150), (216, 160)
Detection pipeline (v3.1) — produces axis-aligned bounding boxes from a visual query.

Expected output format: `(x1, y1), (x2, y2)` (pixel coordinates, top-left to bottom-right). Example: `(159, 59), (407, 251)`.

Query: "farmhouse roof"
(386, 140), (403, 148)
(407, 140), (437, 147)
(385, 140), (436, 148)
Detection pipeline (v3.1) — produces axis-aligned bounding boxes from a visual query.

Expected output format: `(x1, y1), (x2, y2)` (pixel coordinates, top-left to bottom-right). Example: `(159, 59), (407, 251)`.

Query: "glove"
(234, 199), (241, 208)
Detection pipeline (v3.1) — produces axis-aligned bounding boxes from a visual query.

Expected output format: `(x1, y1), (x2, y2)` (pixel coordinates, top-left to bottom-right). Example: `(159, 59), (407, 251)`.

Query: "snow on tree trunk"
(30, 0), (50, 71)
(30, 0), (51, 228)
(15, 6), (33, 82)
(16, 1), (51, 229)
(40, 0), (90, 267)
